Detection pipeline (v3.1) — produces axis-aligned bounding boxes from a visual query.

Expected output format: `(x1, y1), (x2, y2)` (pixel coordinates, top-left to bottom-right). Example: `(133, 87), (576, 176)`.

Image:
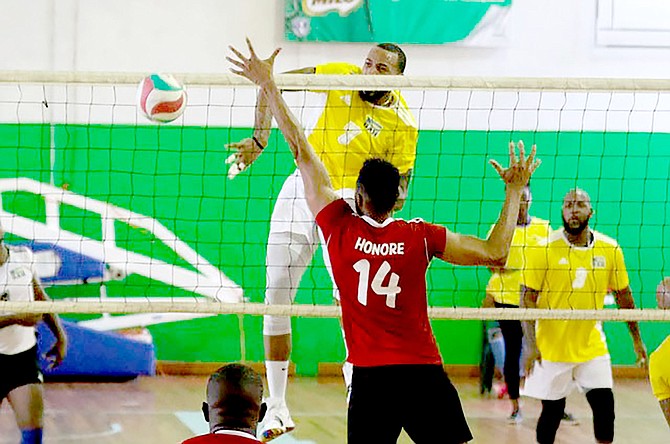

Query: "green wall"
(1, 124), (668, 375)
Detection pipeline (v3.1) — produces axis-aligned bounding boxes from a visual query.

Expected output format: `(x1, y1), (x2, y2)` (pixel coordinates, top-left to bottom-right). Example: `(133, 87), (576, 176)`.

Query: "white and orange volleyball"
(137, 73), (187, 123)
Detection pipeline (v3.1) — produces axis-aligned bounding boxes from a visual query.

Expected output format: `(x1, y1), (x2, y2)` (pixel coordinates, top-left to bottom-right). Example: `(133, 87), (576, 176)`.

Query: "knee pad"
(537, 398), (566, 444)
(264, 233), (315, 336)
(263, 315), (292, 336)
(265, 232), (314, 304)
(586, 388), (615, 442)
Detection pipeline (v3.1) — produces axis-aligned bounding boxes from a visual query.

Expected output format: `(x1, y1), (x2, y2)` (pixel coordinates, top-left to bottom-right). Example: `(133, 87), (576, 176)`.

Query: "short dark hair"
(376, 43), (406, 73)
(357, 158), (400, 215)
(207, 364), (263, 427)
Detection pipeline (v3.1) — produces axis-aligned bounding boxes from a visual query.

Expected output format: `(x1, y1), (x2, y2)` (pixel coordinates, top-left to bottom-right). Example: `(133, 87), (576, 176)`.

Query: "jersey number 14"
(353, 259), (401, 308)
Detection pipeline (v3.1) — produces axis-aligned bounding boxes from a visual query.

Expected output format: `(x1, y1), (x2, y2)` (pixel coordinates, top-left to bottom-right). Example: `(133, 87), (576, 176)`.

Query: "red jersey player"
(181, 364), (266, 444)
(228, 39), (540, 444)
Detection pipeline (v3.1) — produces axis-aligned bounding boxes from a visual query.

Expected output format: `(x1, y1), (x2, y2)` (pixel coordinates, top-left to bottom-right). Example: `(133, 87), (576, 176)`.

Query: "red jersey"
(182, 430), (261, 444)
(316, 199), (446, 367)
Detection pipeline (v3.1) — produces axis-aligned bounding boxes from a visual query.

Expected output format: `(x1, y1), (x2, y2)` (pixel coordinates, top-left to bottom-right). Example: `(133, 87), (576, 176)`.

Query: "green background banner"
(285, 0), (512, 43)
(1, 123), (667, 375)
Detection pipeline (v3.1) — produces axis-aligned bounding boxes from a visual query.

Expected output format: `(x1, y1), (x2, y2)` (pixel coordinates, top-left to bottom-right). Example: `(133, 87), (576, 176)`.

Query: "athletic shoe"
(507, 410), (523, 425)
(562, 411), (580, 426)
(258, 398), (296, 442)
(493, 382), (508, 399)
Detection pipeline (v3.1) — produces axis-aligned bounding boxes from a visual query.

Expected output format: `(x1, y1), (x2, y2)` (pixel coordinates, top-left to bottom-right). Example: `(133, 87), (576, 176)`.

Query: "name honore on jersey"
(354, 237), (404, 256)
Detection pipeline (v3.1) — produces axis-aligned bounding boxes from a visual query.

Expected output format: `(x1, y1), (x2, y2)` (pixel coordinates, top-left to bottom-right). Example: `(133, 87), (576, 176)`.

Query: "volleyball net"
(0, 71), (668, 326)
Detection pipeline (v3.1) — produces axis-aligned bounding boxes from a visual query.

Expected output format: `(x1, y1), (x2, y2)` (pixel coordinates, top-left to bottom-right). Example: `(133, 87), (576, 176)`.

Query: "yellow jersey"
(486, 217), (551, 305)
(523, 229), (629, 363)
(306, 63), (418, 190)
(650, 335), (670, 401)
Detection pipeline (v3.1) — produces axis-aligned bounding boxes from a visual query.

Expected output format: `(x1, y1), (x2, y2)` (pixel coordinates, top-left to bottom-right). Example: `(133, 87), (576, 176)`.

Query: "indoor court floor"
(0, 376), (666, 443)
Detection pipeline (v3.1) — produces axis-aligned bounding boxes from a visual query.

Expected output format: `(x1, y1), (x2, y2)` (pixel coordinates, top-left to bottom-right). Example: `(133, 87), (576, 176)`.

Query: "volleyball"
(137, 73), (186, 123)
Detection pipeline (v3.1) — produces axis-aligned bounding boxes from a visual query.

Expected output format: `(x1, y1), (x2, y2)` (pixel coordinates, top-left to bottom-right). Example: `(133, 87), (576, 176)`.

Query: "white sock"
(266, 360), (289, 401)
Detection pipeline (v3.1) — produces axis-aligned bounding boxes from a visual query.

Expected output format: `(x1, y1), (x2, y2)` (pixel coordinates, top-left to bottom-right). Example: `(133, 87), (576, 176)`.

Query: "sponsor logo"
(302, 0), (363, 17)
(10, 268), (26, 279)
(364, 116), (382, 137)
(592, 256), (606, 268)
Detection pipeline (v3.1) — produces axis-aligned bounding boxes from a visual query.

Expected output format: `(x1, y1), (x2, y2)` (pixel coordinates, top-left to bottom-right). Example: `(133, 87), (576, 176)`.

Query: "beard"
(358, 90), (389, 104)
(562, 215), (590, 236)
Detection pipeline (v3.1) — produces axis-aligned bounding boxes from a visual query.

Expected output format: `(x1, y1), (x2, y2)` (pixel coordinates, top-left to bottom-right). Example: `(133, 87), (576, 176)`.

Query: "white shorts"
(521, 355), (613, 401)
(270, 170), (356, 238)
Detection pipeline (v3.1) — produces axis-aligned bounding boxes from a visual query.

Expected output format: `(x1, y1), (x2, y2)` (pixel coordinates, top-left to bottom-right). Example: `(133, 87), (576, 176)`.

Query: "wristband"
(252, 136), (265, 151)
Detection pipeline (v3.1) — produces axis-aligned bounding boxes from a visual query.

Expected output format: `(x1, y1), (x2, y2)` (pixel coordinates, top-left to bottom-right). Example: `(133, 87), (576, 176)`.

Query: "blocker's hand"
(489, 140), (541, 190)
(227, 38), (281, 88)
(225, 138), (263, 179)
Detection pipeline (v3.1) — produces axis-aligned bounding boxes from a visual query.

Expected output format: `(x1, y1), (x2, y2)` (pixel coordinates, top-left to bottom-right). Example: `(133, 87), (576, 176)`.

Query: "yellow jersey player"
(484, 182), (551, 423)
(520, 188), (647, 444)
(650, 277), (670, 427)
(226, 43), (417, 441)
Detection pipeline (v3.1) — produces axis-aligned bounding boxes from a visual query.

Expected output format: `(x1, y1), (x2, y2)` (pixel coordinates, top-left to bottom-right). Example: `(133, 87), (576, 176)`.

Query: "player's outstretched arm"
(228, 39), (337, 215)
(520, 285), (542, 375)
(33, 277), (67, 368)
(0, 312), (42, 328)
(660, 398), (670, 427)
(225, 66), (316, 180)
(439, 141), (540, 266)
(613, 286), (648, 368)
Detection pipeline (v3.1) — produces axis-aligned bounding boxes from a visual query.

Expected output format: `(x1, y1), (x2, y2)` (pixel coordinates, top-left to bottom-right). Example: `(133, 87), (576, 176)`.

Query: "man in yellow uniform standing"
(650, 277), (670, 427)
(226, 43), (417, 441)
(484, 182), (551, 423)
(521, 188), (647, 444)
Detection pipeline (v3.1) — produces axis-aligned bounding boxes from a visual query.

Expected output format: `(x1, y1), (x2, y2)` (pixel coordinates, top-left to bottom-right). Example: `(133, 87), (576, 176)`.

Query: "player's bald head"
(563, 188), (591, 208)
(204, 364), (264, 431)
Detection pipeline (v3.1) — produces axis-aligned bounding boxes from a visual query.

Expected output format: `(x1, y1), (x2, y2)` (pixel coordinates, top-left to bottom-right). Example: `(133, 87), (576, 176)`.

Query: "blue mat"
(37, 320), (156, 378)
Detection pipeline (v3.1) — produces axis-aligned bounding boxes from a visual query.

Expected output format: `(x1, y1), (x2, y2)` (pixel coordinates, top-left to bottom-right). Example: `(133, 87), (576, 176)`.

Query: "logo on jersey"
(0, 292), (8, 301)
(10, 268), (26, 279)
(592, 256), (606, 268)
(558, 257), (569, 265)
(364, 116), (382, 137)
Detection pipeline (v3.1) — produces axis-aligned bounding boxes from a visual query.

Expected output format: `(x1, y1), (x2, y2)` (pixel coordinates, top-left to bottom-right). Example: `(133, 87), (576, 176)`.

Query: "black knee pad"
(586, 388), (615, 442)
(537, 398), (566, 444)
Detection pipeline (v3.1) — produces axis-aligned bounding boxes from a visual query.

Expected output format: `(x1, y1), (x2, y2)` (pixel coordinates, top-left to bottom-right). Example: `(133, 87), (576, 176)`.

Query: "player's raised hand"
(224, 138), (263, 179)
(227, 38), (281, 87)
(489, 140), (540, 190)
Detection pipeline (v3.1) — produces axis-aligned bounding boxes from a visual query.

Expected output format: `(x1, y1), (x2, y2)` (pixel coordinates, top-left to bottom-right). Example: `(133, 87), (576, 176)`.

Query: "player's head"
(355, 158), (400, 219)
(202, 363), (266, 433)
(561, 188), (593, 235)
(359, 43), (406, 103)
(657, 277), (670, 309)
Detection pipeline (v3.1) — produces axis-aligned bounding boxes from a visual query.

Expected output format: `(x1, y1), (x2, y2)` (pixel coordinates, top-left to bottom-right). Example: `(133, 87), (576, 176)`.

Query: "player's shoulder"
(316, 62), (361, 75)
(651, 336), (670, 362)
(592, 230), (620, 248)
(530, 217), (551, 228)
(544, 229), (565, 246)
(392, 93), (417, 128)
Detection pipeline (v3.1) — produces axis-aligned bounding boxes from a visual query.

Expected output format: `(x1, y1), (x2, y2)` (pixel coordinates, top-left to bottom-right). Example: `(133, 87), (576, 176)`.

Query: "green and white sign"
(285, 0), (512, 44)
